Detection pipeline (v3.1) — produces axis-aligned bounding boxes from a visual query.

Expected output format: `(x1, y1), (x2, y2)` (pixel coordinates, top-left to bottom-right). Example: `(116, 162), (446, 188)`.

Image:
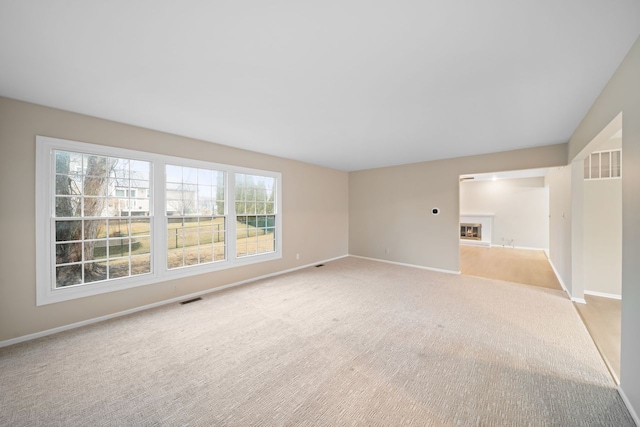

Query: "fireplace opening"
(461, 223), (482, 241)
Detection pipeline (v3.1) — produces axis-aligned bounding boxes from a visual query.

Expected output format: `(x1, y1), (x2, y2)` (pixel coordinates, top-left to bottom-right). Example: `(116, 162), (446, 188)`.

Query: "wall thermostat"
(432, 208), (439, 215)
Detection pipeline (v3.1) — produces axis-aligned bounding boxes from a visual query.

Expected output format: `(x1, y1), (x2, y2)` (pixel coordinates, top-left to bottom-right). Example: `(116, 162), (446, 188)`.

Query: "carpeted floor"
(460, 245), (563, 291)
(0, 257), (633, 426)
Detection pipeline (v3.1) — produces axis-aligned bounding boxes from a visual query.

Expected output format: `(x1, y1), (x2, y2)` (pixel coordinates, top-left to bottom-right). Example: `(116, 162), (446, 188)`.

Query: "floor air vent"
(180, 297), (202, 305)
(316, 264), (324, 267)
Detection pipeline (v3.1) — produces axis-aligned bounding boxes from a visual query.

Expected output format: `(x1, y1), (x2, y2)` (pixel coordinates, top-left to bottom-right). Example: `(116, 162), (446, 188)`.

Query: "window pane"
(83, 155), (108, 177)
(198, 168), (213, 183)
(183, 167), (197, 184)
(197, 185), (213, 215)
(83, 176), (108, 196)
(131, 218), (150, 236)
(56, 175), (82, 195)
(130, 160), (150, 180)
(601, 151), (610, 178)
(200, 247), (213, 263)
(56, 265), (82, 287)
(590, 153), (600, 179)
(56, 197), (81, 217)
(214, 245), (226, 261)
(236, 213), (276, 258)
(56, 220), (82, 242)
(266, 202), (275, 214)
(109, 260), (130, 279)
(612, 150), (621, 177)
(109, 219), (130, 237)
(111, 158), (129, 179)
(166, 165), (182, 183)
(184, 248), (199, 266)
(134, 237), (151, 255)
(85, 240), (107, 261)
(84, 261), (108, 283)
(107, 238), (131, 258)
(55, 151), (83, 175)
(167, 248), (184, 269)
(130, 198), (149, 214)
(199, 217), (213, 234)
(131, 179), (149, 189)
(236, 243), (247, 257)
(84, 197), (108, 217)
(56, 242), (82, 264)
(84, 220), (107, 239)
(132, 255), (151, 275)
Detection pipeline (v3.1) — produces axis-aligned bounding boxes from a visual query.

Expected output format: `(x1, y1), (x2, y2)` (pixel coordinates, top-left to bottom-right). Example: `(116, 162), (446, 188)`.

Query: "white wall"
(460, 177), (549, 249)
(546, 166), (572, 294)
(584, 177), (622, 296)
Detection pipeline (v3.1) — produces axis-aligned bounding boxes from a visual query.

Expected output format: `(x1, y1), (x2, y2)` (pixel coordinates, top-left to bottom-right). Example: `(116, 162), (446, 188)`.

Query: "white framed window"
(36, 136), (282, 305)
(584, 149), (622, 180)
(235, 173), (277, 258)
(166, 164), (226, 269)
(51, 150), (152, 290)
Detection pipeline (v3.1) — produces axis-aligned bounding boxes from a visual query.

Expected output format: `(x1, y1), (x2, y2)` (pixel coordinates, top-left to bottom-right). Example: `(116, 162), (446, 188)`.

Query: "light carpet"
(0, 257), (633, 426)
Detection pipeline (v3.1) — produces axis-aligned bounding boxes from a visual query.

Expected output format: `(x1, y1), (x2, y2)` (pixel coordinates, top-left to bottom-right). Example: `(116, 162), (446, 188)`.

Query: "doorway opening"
(458, 168), (562, 291)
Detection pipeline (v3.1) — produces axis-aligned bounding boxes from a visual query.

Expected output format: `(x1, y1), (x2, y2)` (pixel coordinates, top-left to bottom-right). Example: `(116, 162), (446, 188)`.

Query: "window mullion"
(155, 160), (166, 277)
(227, 171), (237, 261)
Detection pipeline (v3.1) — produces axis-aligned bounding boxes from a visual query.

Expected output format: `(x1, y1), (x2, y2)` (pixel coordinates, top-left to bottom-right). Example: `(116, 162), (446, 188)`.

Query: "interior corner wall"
(459, 177), (549, 249)
(567, 35), (640, 419)
(0, 97), (349, 342)
(348, 144), (567, 273)
(545, 166), (573, 294)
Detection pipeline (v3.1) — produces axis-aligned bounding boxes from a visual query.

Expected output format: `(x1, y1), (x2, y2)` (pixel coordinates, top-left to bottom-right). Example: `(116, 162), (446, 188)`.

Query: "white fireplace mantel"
(460, 214), (494, 246)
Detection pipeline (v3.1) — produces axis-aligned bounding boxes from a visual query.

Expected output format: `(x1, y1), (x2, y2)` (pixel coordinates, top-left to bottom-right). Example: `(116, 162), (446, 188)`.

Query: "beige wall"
(567, 35), (640, 418)
(545, 166), (573, 293)
(0, 97), (349, 342)
(583, 178), (622, 296)
(349, 144), (567, 272)
(460, 177), (549, 249)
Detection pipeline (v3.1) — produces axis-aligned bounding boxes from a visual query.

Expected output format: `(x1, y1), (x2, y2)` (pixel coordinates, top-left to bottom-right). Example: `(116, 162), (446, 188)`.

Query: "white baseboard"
(584, 290), (622, 300)
(460, 240), (491, 247)
(491, 244), (548, 251)
(547, 257), (586, 304)
(350, 254), (461, 275)
(547, 257), (570, 296)
(0, 254), (349, 349)
(618, 386), (640, 426)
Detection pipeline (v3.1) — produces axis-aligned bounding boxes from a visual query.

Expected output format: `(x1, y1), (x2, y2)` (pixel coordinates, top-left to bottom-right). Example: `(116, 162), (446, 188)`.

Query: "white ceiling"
(1, 1), (639, 171)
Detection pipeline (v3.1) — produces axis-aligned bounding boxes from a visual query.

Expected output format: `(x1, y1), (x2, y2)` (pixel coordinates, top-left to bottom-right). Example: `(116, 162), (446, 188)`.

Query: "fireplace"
(460, 223), (482, 241)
